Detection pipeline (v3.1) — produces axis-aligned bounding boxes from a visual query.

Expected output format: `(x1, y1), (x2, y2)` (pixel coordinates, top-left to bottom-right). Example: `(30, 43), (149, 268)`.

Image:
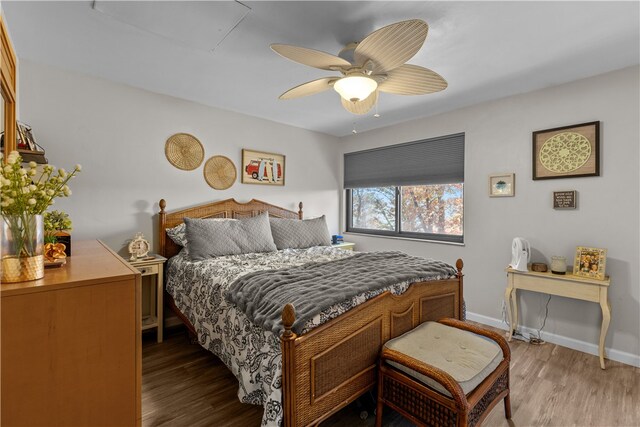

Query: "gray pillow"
(185, 213), (276, 261)
(166, 218), (238, 247)
(269, 215), (331, 250)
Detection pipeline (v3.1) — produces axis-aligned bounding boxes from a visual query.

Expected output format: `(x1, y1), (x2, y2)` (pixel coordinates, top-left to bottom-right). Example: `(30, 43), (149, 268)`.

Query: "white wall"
(18, 58), (640, 366)
(338, 66), (640, 366)
(18, 59), (341, 254)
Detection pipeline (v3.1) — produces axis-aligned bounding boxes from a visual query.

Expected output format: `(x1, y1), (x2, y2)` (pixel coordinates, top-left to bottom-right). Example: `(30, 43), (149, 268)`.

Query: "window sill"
(343, 231), (465, 247)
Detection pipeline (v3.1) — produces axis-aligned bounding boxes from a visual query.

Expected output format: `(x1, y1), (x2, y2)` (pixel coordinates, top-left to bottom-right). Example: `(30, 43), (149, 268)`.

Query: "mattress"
(165, 246), (453, 426)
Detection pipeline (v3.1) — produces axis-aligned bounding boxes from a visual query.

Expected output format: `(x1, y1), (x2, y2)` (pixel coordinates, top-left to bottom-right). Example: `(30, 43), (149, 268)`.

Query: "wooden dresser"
(1, 240), (141, 426)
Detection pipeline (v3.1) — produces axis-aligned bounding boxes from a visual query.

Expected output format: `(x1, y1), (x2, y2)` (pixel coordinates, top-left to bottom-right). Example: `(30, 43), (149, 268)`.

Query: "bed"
(157, 198), (464, 427)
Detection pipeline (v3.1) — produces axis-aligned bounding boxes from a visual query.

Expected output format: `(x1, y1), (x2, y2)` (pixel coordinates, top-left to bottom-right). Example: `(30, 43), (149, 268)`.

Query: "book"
(17, 121), (37, 151)
(15, 124), (28, 149)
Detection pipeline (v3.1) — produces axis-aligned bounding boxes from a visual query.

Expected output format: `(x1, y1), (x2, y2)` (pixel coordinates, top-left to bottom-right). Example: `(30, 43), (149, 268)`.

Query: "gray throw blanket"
(226, 251), (457, 335)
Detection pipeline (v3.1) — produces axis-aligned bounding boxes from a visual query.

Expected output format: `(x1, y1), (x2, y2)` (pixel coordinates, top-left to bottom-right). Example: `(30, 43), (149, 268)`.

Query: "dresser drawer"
(136, 264), (158, 276)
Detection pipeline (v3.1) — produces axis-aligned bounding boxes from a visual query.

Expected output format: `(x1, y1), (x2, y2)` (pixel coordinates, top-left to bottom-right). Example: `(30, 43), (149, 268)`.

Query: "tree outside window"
(349, 183), (463, 242)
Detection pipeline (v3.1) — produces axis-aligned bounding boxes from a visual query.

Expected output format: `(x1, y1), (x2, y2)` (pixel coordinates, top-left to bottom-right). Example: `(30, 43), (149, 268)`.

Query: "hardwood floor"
(142, 325), (639, 427)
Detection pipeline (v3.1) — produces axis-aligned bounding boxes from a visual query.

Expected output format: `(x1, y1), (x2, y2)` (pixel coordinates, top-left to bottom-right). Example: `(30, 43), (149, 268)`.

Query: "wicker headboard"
(158, 198), (303, 259)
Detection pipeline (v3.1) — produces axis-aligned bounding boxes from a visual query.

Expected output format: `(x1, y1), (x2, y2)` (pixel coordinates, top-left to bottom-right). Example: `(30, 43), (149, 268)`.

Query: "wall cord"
(529, 295), (552, 345)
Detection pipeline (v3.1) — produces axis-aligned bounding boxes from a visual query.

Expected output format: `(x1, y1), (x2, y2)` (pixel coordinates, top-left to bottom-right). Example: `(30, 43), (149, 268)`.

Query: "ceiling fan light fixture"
(333, 75), (377, 102)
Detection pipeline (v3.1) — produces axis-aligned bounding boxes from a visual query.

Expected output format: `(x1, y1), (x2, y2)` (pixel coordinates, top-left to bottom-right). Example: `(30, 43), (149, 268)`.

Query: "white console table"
(504, 268), (611, 369)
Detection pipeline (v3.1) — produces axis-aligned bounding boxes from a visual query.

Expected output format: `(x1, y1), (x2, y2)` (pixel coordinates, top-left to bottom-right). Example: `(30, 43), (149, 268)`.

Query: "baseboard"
(466, 311), (640, 368)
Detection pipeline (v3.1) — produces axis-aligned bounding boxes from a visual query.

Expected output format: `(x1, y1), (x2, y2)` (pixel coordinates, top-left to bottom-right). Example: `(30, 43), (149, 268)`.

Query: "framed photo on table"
(533, 121), (600, 180)
(241, 149), (285, 186)
(573, 246), (607, 280)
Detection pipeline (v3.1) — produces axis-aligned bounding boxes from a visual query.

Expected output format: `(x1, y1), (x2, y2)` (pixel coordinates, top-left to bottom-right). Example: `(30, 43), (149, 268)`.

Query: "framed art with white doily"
(532, 121), (600, 180)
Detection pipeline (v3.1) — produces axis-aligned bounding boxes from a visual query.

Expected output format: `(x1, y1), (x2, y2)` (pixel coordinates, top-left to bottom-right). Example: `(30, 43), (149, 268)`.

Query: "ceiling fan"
(271, 19), (447, 115)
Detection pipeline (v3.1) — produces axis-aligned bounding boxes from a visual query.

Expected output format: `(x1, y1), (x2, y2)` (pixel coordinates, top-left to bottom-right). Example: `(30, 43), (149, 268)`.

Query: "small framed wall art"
(553, 190), (577, 209)
(533, 121), (600, 180)
(489, 173), (515, 197)
(573, 246), (607, 280)
(241, 149), (285, 186)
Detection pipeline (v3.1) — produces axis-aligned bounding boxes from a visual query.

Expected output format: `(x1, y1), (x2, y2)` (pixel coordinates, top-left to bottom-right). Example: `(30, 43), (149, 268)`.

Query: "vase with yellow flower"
(1, 151), (81, 282)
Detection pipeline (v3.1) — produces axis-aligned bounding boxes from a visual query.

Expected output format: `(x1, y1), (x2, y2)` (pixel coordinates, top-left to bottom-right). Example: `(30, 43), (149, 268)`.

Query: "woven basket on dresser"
(376, 318), (511, 427)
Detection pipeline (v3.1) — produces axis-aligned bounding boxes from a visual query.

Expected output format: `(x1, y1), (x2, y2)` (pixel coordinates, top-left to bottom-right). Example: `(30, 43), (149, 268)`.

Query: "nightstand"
(130, 254), (167, 343)
(332, 242), (355, 251)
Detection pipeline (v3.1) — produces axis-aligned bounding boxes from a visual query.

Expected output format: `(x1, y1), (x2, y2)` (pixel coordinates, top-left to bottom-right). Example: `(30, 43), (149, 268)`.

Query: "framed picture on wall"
(532, 121), (600, 180)
(489, 173), (515, 197)
(573, 246), (607, 280)
(241, 149), (285, 186)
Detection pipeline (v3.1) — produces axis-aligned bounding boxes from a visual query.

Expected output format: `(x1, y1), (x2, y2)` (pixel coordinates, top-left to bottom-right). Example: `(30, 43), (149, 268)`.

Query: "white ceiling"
(3, 1), (639, 137)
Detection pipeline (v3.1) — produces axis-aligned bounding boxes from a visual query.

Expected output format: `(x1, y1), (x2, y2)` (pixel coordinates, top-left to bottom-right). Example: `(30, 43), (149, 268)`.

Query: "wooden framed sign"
(533, 121), (600, 180)
(553, 190), (576, 209)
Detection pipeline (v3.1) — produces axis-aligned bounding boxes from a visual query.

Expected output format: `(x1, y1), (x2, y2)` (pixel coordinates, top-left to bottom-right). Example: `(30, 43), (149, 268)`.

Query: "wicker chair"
(375, 318), (511, 427)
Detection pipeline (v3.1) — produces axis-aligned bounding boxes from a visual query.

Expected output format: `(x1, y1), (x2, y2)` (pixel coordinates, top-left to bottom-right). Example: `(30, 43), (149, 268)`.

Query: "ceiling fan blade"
(271, 44), (351, 71)
(354, 19), (428, 73)
(279, 77), (335, 99)
(341, 90), (378, 115)
(378, 64), (447, 95)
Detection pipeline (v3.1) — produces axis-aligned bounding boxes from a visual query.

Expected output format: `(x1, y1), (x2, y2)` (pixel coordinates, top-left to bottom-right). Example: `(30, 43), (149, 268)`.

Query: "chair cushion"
(384, 321), (502, 397)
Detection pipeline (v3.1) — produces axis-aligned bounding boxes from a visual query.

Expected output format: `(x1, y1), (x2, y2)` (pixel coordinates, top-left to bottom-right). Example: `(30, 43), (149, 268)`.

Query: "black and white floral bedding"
(165, 246), (456, 426)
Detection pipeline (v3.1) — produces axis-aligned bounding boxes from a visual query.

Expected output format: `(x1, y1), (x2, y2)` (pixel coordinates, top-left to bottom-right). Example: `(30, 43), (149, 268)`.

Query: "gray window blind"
(343, 133), (464, 189)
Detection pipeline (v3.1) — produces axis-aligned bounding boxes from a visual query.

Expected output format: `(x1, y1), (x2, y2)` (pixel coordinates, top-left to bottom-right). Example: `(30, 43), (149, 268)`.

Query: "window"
(344, 133), (464, 243)
(350, 187), (396, 231)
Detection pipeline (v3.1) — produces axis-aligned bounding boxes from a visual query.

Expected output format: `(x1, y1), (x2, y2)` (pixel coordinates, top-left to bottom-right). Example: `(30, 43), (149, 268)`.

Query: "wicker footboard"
(281, 260), (464, 427)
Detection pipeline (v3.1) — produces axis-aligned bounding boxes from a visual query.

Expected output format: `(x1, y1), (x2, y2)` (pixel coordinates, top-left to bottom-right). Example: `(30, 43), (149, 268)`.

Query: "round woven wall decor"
(203, 155), (237, 190)
(165, 133), (205, 171)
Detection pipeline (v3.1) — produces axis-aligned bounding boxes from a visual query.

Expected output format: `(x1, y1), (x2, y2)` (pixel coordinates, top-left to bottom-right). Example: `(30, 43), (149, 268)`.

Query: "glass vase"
(1, 214), (45, 283)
